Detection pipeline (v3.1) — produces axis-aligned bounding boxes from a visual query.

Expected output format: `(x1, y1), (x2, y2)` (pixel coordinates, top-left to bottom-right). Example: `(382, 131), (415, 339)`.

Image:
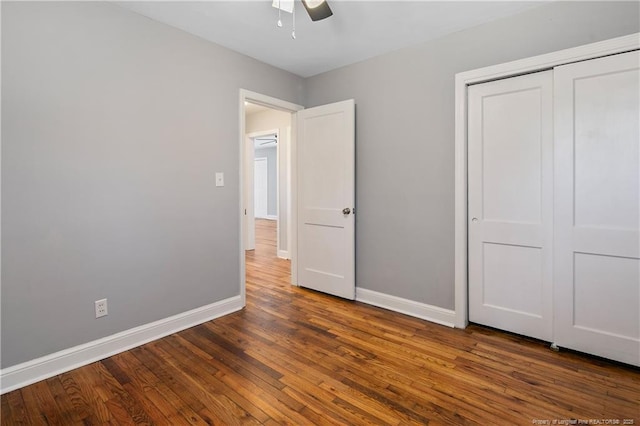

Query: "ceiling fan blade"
(302, 0), (333, 22)
(255, 134), (277, 144)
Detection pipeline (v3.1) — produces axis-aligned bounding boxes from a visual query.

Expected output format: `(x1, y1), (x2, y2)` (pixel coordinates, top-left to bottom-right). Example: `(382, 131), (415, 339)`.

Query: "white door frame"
(239, 89), (304, 307)
(244, 134), (255, 250)
(453, 33), (639, 329)
(279, 126), (292, 260)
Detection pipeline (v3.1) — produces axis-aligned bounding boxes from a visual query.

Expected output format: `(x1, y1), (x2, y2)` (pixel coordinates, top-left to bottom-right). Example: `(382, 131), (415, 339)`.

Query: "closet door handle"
(342, 208), (351, 215)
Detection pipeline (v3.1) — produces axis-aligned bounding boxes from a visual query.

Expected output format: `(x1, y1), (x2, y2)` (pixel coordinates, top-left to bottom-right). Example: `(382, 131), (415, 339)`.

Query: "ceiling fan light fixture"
(301, 0), (333, 21)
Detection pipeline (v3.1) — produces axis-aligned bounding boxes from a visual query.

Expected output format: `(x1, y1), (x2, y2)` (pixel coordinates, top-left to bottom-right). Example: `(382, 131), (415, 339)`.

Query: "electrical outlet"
(95, 299), (108, 318)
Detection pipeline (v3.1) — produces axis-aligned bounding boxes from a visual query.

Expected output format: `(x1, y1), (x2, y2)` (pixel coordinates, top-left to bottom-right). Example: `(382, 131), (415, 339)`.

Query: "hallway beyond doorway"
(246, 218), (291, 285)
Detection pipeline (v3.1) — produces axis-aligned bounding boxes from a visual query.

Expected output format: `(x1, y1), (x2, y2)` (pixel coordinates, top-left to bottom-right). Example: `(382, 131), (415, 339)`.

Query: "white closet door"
(468, 71), (554, 341)
(554, 51), (640, 366)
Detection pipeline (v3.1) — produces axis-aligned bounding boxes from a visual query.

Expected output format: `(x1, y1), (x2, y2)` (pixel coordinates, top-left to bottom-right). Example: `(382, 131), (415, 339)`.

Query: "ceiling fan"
(255, 135), (278, 146)
(272, 0), (333, 38)
(273, 0), (332, 22)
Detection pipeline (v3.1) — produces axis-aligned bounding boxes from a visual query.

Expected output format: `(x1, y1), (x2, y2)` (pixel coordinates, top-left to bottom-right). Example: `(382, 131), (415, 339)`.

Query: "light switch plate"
(215, 172), (224, 187)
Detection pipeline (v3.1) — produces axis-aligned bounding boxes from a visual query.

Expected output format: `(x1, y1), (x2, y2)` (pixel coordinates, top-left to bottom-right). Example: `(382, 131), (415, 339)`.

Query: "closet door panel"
(554, 50), (640, 366)
(468, 71), (553, 341)
(573, 253), (639, 340)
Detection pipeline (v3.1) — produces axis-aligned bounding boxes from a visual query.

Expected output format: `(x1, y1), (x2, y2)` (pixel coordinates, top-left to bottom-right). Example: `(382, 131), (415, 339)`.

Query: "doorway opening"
(244, 128), (281, 256)
(245, 108), (289, 260)
(239, 89), (304, 307)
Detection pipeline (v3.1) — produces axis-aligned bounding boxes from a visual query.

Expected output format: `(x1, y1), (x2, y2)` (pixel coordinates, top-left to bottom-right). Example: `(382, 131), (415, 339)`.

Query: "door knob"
(342, 208), (351, 215)
(471, 217), (478, 223)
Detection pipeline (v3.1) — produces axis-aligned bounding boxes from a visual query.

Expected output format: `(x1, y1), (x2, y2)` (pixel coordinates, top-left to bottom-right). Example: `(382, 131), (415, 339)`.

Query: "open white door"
(296, 99), (355, 299)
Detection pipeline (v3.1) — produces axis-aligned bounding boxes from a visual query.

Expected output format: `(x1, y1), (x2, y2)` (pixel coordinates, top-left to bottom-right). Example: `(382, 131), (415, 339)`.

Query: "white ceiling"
(116, 1), (548, 78)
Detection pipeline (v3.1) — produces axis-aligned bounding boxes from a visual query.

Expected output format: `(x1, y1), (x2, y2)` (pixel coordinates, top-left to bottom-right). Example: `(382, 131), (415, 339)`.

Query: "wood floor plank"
(154, 335), (265, 425)
(21, 380), (71, 425)
(92, 361), (143, 423)
(57, 372), (103, 424)
(111, 349), (193, 424)
(4, 388), (33, 426)
(1, 389), (15, 425)
(44, 376), (86, 425)
(2, 218), (639, 425)
(131, 344), (229, 425)
(105, 352), (173, 424)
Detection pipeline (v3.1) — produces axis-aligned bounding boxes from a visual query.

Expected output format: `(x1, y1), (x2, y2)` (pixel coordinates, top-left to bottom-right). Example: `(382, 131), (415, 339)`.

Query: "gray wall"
(1, 1), (303, 368)
(2, 0), (638, 370)
(304, 1), (640, 310)
(254, 147), (277, 217)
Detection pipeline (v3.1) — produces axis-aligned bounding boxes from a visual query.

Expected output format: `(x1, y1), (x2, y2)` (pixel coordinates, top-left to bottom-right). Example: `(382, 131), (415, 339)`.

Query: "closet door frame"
(453, 33), (639, 329)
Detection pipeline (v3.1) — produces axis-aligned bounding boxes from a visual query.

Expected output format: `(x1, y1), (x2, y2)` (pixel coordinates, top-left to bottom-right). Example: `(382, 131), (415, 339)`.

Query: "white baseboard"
(277, 250), (290, 259)
(356, 288), (456, 328)
(0, 295), (243, 395)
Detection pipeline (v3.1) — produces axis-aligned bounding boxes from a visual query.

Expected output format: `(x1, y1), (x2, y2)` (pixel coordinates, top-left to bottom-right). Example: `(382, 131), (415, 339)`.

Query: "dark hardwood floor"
(2, 218), (639, 424)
